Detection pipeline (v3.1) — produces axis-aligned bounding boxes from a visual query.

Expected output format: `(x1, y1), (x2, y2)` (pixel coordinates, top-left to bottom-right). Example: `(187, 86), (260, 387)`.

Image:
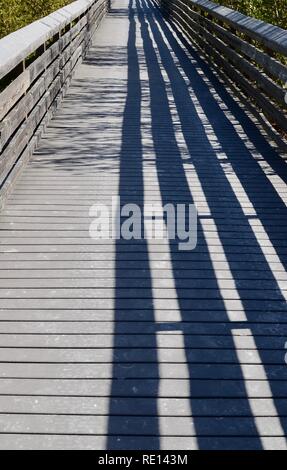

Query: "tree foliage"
(0, 1), (286, 40)
(215, 0), (287, 28)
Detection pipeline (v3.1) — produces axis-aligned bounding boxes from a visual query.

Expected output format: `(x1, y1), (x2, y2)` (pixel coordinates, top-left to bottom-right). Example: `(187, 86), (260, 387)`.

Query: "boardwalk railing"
(157, 0), (287, 147)
(0, 0), (108, 208)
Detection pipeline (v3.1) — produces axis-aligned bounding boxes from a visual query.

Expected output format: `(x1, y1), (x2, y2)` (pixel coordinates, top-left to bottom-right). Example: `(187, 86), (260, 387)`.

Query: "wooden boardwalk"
(0, 0), (287, 450)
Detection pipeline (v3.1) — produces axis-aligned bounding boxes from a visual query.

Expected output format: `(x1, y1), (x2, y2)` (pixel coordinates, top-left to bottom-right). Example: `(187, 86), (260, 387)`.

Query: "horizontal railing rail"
(157, 0), (287, 147)
(0, 0), (108, 208)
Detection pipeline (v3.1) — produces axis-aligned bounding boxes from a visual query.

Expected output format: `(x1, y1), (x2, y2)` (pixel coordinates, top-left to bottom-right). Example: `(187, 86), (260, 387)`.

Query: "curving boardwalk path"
(0, 0), (287, 450)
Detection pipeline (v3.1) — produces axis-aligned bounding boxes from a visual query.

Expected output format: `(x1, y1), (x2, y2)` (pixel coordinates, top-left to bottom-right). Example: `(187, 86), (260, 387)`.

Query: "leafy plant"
(0, 0), (73, 38)
(215, 0), (287, 28)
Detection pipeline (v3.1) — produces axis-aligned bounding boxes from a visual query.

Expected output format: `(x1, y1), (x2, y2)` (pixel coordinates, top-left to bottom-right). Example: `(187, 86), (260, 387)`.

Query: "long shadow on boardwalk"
(131, 0), (286, 449)
(107, 1), (160, 449)
(30, 0), (287, 449)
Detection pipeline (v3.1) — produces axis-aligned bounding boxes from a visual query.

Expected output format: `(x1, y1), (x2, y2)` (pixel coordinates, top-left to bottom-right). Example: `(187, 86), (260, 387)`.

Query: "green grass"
(214, 0), (287, 29)
(0, 0), (73, 39)
(0, 1), (286, 40)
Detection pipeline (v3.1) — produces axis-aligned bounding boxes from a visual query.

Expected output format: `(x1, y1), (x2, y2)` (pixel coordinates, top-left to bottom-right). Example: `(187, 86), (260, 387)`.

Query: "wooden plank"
(61, 46), (83, 86)
(0, 240), (286, 251)
(0, 237), (286, 247)
(0, 297), (286, 312)
(0, 333), (284, 349)
(0, 287), (285, 301)
(0, 347), (284, 364)
(28, 42), (60, 84)
(0, 308), (285, 323)
(0, 414), (285, 436)
(0, 378), (285, 397)
(0, 362), (285, 380)
(0, 58), (61, 150)
(0, 321), (284, 335)
(0, 396), (286, 416)
(0, 434), (283, 450)
(0, 70), (30, 121)
(0, 277), (286, 290)
(60, 28), (86, 70)
(60, 16), (88, 51)
(0, 259), (286, 270)
(0, 215), (286, 225)
(0, 227), (285, 238)
(1, 223), (287, 236)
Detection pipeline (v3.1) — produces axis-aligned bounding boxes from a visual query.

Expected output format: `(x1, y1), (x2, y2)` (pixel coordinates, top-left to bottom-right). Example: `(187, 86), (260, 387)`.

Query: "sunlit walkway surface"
(0, 0), (287, 450)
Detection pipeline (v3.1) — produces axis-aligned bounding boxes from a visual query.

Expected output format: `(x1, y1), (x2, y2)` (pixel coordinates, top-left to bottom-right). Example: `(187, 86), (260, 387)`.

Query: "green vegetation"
(0, 1), (286, 40)
(0, 0), (73, 39)
(215, 0), (287, 29)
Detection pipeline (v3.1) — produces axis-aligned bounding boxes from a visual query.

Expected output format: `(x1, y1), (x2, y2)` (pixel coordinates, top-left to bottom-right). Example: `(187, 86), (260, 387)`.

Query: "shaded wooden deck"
(0, 0), (287, 449)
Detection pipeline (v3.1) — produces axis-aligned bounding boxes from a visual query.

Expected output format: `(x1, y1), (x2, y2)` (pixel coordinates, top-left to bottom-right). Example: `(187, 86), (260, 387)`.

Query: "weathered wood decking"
(0, 0), (287, 450)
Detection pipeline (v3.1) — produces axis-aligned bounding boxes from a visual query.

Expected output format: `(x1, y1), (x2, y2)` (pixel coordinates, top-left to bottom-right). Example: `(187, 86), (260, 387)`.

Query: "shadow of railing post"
(107, 0), (160, 450)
